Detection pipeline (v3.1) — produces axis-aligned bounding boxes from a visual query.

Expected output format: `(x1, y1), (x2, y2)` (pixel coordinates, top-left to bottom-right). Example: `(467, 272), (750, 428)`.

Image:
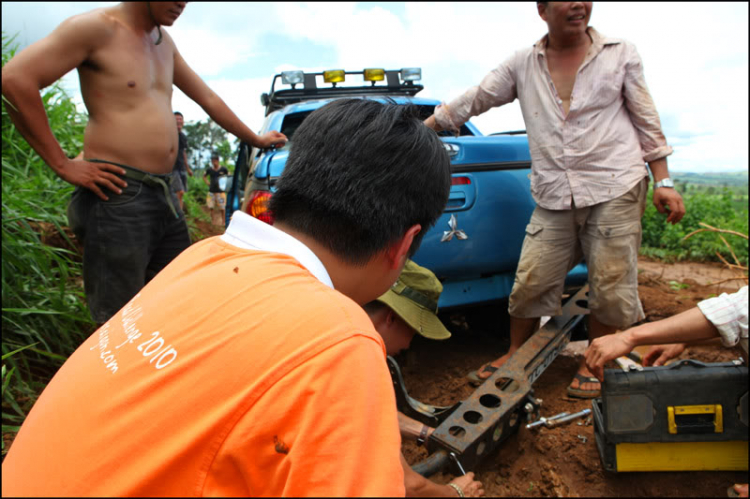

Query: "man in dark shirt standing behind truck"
(204, 152), (229, 226)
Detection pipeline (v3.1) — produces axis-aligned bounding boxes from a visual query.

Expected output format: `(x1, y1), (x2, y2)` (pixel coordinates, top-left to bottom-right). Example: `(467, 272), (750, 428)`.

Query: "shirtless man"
(424, 2), (685, 396)
(2, 2), (287, 324)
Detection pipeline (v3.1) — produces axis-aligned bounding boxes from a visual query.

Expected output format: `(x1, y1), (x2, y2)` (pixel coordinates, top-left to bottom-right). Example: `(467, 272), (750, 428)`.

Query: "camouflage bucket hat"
(377, 260), (451, 340)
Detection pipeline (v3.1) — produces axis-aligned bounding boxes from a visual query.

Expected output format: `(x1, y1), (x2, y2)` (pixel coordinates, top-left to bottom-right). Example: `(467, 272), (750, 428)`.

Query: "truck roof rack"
(261, 69), (424, 116)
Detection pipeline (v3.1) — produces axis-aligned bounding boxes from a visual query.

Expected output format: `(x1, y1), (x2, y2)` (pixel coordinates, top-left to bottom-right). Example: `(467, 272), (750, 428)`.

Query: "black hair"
(362, 300), (389, 316)
(270, 98), (451, 266)
(174, 111), (183, 117)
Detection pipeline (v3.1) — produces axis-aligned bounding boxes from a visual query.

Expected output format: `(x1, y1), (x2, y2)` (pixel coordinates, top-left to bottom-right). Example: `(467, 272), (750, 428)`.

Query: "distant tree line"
(182, 119), (238, 171)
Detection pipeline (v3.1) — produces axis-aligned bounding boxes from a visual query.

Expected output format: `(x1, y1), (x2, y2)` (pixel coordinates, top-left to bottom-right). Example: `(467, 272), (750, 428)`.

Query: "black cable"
(146, 2), (163, 45)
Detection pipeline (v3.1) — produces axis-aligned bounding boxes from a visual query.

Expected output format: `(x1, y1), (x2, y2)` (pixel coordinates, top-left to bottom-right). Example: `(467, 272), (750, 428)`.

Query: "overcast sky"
(2, 2), (748, 173)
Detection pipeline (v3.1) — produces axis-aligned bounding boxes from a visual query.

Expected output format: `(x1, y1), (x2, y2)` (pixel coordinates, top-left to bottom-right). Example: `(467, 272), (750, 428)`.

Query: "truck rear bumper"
(437, 263), (588, 310)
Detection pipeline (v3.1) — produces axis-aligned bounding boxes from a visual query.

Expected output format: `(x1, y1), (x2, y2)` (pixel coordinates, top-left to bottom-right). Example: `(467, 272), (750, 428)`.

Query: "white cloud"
(589, 2), (748, 171)
(172, 76), (271, 133)
(2, 1), (747, 173)
(2, 2), (116, 48)
(168, 25), (257, 77)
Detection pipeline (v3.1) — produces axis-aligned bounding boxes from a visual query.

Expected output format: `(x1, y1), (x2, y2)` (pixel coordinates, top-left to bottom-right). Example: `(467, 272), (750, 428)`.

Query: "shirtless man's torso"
(78, 6), (180, 174)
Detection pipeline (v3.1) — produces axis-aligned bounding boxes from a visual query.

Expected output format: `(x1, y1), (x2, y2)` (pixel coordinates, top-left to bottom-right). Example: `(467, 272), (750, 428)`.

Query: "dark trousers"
(68, 171), (191, 323)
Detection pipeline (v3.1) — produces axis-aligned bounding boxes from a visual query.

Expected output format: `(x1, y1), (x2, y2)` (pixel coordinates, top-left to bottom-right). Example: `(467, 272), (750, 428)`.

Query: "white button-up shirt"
(435, 27), (673, 210)
(697, 286), (748, 355)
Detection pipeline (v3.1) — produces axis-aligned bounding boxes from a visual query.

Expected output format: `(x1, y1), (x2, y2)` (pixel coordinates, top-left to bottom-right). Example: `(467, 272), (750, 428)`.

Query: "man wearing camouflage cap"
(363, 260), (485, 498)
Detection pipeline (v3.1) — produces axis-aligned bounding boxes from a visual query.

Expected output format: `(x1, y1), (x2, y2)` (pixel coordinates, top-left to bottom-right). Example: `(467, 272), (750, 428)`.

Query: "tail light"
(451, 176), (471, 185)
(246, 191), (274, 225)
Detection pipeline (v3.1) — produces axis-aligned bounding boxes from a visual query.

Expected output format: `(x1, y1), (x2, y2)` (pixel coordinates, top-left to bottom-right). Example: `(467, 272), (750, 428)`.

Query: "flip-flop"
(727, 484), (747, 498)
(467, 363), (499, 386)
(566, 372), (601, 399)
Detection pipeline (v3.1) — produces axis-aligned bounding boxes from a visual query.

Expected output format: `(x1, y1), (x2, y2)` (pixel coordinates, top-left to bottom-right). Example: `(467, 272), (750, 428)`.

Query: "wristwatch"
(654, 178), (675, 189)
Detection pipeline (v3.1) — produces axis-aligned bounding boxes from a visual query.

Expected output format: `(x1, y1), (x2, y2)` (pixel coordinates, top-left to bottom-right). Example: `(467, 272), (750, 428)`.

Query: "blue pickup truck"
(226, 68), (587, 311)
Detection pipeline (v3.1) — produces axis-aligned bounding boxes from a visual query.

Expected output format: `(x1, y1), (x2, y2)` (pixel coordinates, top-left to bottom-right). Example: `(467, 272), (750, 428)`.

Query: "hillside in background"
(673, 171), (749, 191)
(673, 170), (747, 182)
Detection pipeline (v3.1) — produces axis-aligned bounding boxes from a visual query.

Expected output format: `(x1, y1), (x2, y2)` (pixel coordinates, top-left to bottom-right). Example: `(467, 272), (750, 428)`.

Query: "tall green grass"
(2, 33), (94, 455)
(183, 171), (211, 240)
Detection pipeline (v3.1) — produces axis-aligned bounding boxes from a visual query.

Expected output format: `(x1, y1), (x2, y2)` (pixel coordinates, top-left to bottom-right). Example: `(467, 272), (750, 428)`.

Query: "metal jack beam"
(390, 286), (590, 476)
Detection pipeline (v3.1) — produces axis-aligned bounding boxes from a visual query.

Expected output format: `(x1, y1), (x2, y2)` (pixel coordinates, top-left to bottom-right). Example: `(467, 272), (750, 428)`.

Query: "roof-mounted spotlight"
(323, 69), (345, 87)
(281, 70), (304, 89)
(364, 68), (385, 86)
(400, 67), (422, 84)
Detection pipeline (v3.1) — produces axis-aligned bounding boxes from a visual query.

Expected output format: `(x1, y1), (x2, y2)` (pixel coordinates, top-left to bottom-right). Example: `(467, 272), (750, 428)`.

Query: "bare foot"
(734, 484), (748, 498)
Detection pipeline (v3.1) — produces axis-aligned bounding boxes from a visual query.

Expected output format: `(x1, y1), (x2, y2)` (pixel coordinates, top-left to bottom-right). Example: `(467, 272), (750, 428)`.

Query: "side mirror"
(260, 93), (269, 107)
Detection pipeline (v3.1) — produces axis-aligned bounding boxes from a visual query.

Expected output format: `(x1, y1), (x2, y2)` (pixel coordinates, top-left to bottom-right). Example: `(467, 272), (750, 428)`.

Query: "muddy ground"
(399, 261), (746, 497)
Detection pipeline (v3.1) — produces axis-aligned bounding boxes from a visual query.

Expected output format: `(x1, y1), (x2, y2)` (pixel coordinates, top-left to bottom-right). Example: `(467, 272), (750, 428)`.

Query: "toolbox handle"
(667, 359), (708, 370)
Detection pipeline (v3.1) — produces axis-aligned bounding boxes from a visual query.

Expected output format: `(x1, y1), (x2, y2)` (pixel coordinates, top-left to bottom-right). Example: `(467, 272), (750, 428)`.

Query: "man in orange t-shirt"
(2, 99), (451, 496)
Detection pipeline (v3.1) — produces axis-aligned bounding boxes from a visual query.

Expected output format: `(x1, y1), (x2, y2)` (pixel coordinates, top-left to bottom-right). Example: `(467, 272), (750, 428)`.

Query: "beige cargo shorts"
(508, 178), (648, 329)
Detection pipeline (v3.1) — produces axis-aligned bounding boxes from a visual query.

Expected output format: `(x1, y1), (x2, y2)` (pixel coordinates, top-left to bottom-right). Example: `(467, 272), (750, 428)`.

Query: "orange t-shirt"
(3, 235), (405, 496)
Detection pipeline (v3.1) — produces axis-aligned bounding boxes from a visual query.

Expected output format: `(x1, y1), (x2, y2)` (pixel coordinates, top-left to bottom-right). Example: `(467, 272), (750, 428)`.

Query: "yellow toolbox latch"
(668, 405), (723, 434)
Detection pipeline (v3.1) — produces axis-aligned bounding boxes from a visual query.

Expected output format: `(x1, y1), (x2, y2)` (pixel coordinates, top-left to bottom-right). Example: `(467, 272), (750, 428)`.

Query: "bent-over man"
(2, 99), (451, 496)
(364, 260), (485, 497)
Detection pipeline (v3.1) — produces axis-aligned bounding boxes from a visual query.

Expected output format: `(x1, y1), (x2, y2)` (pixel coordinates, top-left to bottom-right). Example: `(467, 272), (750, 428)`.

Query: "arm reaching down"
(585, 307), (718, 381)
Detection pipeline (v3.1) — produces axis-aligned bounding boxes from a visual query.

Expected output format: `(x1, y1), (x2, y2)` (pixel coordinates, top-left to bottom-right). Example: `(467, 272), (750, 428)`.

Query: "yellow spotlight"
(364, 68), (385, 82)
(323, 70), (345, 84)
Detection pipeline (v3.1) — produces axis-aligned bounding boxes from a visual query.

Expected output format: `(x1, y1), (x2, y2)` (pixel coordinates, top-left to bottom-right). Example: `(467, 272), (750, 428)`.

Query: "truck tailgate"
(411, 135), (587, 307)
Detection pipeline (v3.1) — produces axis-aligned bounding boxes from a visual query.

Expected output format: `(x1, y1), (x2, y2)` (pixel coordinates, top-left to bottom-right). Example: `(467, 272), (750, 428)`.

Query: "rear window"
(279, 105), (475, 145)
(279, 111), (312, 145)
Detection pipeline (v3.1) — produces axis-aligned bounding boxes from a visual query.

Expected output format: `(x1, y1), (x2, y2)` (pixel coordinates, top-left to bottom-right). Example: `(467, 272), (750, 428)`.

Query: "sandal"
(566, 372), (601, 399)
(467, 363), (499, 387)
(728, 484), (748, 498)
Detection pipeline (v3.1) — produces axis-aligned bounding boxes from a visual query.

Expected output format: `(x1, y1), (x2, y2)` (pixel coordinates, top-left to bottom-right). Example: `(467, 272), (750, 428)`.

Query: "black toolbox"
(592, 359), (748, 472)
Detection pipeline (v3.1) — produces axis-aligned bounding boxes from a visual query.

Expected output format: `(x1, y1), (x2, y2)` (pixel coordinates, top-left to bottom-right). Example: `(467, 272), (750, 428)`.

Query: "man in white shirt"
(424, 2), (685, 397)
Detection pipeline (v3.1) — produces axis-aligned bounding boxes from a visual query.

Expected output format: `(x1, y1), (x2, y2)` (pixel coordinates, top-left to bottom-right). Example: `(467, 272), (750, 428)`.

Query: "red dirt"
(400, 262), (747, 497)
(190, 205), (226, 240)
